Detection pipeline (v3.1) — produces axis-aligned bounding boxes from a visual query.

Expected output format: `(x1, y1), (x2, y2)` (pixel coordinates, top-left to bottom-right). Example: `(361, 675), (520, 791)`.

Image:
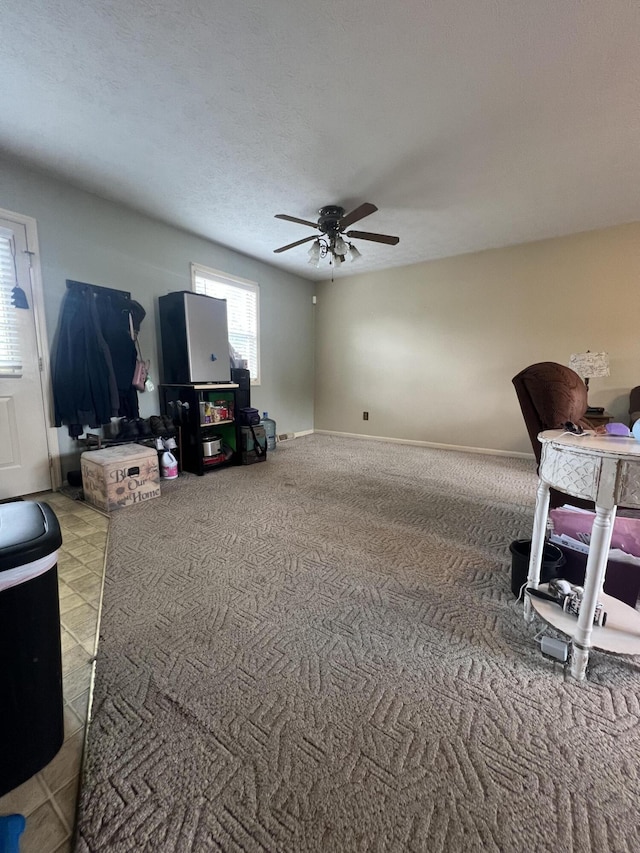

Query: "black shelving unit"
(159, 384), (240, 475)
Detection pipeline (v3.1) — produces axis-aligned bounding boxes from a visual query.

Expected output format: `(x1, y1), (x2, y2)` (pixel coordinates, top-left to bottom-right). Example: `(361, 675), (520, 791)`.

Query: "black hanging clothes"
(52, 287), (118, 434)
(95, 292), (140, 420)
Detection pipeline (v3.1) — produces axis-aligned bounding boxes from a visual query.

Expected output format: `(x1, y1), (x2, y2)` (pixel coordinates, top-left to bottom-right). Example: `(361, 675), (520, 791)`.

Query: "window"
(0, 230), (22, 377)
(191, 263), (260, 384)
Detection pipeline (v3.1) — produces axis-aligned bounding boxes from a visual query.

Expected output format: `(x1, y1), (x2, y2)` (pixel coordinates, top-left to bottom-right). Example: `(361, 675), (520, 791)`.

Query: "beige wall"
(314, 222), (640, 456)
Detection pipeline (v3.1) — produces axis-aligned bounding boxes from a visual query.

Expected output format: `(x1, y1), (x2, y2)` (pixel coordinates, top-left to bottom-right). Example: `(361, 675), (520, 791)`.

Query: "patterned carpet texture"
(77, 435), (640, 852)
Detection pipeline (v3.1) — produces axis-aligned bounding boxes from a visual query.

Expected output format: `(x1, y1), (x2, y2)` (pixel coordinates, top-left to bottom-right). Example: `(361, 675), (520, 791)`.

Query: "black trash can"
(0, 501), (63, 796)
(509, 539), (565, 598)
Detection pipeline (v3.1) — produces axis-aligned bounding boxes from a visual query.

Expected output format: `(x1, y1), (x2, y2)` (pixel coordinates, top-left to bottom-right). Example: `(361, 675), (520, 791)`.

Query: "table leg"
(570, 504), (617, 680)
(524, 479), (551, 623)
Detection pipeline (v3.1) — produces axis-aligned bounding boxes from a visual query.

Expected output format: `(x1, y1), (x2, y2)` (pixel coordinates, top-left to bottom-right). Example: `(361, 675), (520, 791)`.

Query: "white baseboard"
(313, 429), (534, 460)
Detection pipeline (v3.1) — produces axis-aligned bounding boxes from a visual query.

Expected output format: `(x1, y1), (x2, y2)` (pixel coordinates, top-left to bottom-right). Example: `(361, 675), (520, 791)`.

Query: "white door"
(0, 214), (53, 498)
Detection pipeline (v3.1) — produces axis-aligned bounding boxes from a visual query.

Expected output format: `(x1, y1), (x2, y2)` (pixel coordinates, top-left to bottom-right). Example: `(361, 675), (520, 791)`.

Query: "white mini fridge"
(159, 291), (231, 384)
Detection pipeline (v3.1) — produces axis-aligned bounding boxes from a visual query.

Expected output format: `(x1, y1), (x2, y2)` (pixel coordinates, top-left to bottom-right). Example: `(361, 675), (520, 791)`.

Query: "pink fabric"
(551, 507), (640, 558)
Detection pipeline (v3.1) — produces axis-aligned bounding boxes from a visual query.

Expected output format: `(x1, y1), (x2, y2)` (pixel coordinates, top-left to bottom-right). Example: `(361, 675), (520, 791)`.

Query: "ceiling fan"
(273, 203), (399, 268)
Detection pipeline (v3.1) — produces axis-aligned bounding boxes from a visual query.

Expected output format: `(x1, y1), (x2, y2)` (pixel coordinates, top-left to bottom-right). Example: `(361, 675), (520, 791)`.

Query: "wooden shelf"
(584, 411), (613, 427)
(200, 419), (234, 427)
(160, 383), (239, 390)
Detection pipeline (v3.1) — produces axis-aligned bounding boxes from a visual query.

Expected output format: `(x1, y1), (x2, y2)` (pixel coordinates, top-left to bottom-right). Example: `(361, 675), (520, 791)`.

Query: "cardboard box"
(81, 444), (160, 512)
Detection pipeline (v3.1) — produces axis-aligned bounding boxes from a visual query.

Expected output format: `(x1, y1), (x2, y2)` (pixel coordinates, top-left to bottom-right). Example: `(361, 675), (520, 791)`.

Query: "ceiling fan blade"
(346, 230), (399, 245)
(339, 203), (378, 229)
(273, 235), (318, 254)
(275, 214), (319, 229)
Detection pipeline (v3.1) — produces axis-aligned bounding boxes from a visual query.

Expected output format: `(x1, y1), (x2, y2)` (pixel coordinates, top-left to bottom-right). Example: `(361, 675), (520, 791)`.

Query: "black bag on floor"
(241, 424), (266, 462)
(239, 407), (260, 426)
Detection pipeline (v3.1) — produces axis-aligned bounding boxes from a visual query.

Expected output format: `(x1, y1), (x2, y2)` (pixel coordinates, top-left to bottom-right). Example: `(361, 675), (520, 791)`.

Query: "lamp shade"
(307, 241), (321, 266)
(333, 236), (347, 256)
(569, 351), (610, 379)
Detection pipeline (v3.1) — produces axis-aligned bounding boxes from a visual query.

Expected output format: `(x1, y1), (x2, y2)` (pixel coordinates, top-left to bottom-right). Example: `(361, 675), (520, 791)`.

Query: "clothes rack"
(65, 279), (131, 300)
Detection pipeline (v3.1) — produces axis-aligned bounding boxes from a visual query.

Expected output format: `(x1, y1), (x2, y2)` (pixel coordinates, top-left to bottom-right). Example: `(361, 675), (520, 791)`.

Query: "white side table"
(525, 429), (640, 679)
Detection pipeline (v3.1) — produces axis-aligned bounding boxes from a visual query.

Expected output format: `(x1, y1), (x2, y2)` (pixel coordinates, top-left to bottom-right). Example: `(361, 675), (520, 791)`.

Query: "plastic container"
(161, 450), (178, 479)
(0, 501), (63, 797)
(0, 814), (25, 853)
(261, 412), (277, 452)
(509, 539), (565, 598)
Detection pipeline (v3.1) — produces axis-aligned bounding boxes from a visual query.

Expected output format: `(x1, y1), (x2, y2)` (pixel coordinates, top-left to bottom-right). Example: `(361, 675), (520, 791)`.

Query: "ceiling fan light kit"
(274, 203), (399, 270)
(307, 235), (362, 268)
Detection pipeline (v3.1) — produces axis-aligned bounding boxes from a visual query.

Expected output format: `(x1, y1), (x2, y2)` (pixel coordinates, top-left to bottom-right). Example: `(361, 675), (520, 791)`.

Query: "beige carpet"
(76, 435), (640, 852)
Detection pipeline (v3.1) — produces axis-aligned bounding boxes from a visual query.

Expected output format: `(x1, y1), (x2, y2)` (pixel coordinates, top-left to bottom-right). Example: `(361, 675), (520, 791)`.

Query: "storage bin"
(81, 444), (161, 511)
(0, 500), (63, 796)
(550, 507), (640, 607)
(509, 539), (565, 597)
(556, 546), (640, 609)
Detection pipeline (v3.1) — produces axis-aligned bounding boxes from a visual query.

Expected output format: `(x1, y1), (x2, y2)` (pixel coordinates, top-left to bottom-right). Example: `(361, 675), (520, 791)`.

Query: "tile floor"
(0, 491), (108, 853)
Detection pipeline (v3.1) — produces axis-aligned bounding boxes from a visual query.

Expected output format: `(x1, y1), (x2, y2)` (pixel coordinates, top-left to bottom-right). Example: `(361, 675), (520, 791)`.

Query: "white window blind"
(191, 263), (260, 384)
(0, 235), (22, 377)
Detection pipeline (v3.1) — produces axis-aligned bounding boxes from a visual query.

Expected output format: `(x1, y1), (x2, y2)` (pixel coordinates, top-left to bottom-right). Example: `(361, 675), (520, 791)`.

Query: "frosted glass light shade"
(333, 236), (347, 256)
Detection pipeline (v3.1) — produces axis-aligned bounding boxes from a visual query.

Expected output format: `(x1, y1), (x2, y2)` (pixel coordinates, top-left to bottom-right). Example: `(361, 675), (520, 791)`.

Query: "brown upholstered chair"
(512, 361), (595, 509)
(513, 362), (640, 604)
(630, 386), (640, 428)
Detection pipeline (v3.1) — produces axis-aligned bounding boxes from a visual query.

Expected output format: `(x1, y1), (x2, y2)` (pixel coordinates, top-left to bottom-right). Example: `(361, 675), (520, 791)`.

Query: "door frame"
(0, 206), (61, 491)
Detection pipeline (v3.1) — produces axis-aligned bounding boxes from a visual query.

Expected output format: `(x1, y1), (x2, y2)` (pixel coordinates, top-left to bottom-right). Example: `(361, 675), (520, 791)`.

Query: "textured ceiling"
(1, 0), (639, 281)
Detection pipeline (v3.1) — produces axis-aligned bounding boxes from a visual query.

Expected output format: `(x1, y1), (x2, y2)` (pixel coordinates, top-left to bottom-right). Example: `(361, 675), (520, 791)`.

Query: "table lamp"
(569, 351), (610, 395)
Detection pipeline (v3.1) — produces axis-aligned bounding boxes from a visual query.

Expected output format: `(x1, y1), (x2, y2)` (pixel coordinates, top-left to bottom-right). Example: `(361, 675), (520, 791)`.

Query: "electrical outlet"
(363, 411), (369, 420)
